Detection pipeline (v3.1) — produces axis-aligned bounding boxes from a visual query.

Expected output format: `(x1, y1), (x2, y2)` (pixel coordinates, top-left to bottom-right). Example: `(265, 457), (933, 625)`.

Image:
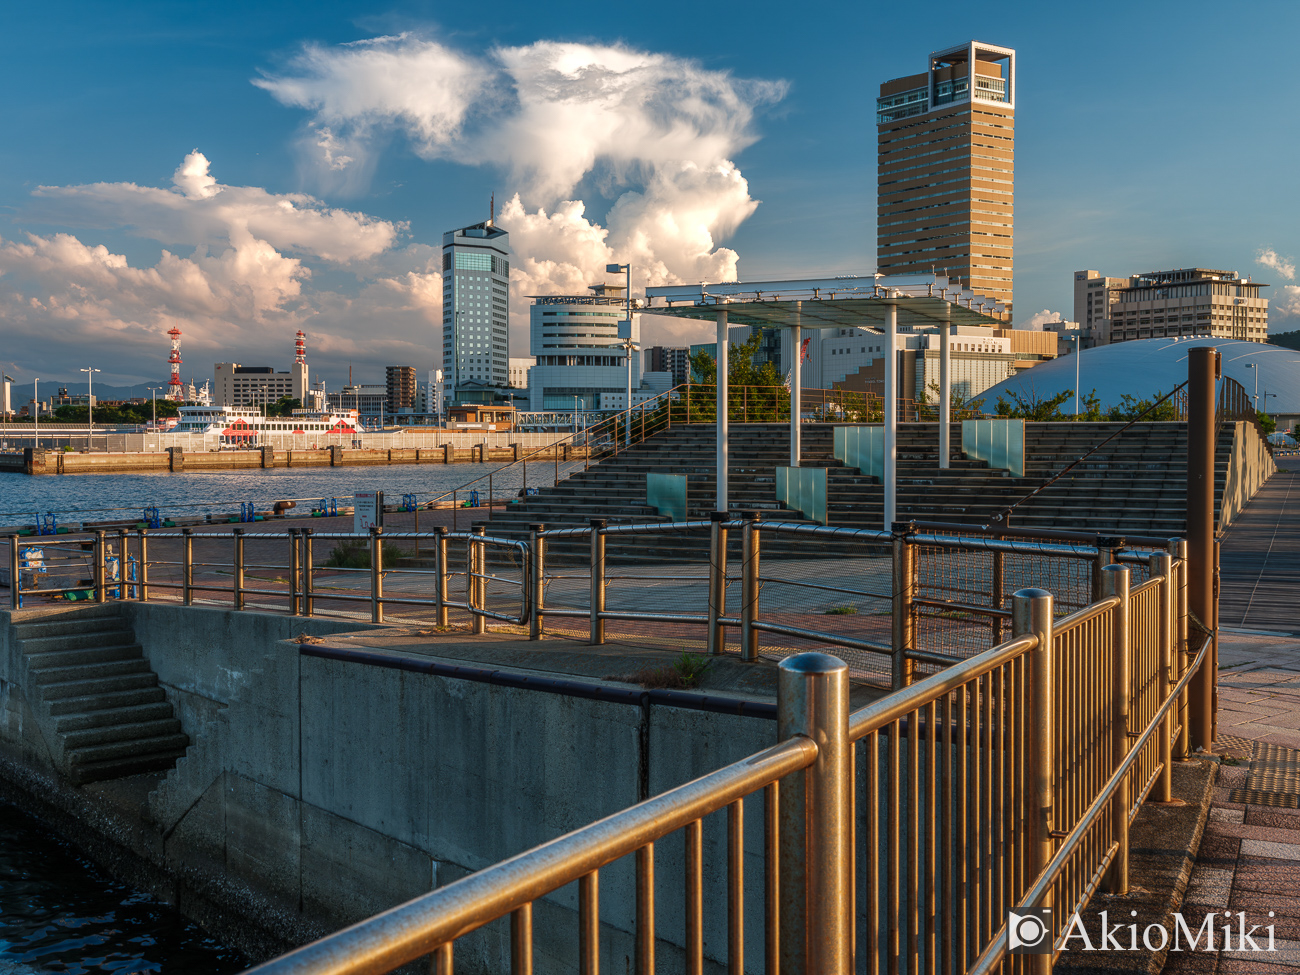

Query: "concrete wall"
(1220, 420), (1278, 530)
(18, 443), (589, 475)
(0, 603), (778, 972)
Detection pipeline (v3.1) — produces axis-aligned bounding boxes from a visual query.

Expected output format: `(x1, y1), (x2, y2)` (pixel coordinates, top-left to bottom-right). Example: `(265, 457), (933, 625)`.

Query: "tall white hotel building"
(442, 218), (511, 395)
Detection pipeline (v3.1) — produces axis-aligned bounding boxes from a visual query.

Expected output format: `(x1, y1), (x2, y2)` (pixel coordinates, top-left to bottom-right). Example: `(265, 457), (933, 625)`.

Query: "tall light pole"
(147, 386), (164, 427)
(80, 366), (100, 449)
(1, 373), (12, 445)
(606, 262), (635, 446)
(610, 337), (639, 446)
(33, 378), (39, 449)
(1073, 332), (1082, 416)
(1245, 362), (1259, 409)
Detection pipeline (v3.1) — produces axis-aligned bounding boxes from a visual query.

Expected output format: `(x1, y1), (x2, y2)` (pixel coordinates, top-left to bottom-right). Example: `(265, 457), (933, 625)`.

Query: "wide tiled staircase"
(8, 605), (188, 784)
(481, 422), (1237, 562)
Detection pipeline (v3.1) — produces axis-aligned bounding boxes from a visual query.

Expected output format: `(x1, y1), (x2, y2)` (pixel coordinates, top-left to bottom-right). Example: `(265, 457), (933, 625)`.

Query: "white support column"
(789, 322), (802, 468)
(884, 302), (897, 529)
(939, 320), (951, 470)
(716, 309), (729, 513)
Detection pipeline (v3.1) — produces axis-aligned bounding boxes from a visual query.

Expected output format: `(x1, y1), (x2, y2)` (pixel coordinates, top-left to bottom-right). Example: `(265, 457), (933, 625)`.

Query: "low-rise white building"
(527, 284), (643, 411)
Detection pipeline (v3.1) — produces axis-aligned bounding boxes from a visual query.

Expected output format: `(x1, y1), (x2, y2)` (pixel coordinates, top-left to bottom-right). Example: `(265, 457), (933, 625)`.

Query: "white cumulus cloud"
(1022, 309), (1064, 330)
(1257, 248), (1296, 282)
(256, 33), (786, 343)
(28, 151), (402, 264)
(0, 153), (441, 386)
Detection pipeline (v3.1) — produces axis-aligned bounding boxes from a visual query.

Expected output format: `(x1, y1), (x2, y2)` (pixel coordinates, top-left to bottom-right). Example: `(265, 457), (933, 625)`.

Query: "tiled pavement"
(1165, 629), (1300, 973)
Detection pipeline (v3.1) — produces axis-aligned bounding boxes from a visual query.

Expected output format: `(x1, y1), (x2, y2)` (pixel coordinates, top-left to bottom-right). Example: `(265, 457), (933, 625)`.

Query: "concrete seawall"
(0, 605), (791, 972)
(15, 443), (588, 475)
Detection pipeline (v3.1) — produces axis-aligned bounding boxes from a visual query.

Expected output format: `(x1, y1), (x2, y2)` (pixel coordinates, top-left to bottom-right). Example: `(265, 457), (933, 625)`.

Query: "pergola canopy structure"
(643, 275), (1006, 527)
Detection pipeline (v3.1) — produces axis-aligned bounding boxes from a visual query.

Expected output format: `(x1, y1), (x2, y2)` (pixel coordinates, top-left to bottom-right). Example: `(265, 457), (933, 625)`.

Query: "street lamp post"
(1073, 333), (1082, 416)
(606, 262), (635, 446)
(33, 378), (39, 449)
(1245, 362), (1260, 410)
(80, 366), (101, 450)
(1, 373), (12, 446)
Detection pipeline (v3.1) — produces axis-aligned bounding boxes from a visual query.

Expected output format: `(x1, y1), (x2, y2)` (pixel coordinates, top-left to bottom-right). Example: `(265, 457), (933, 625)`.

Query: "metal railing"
(6, 519), (1183, 688)
(241, 553), (1197, 975)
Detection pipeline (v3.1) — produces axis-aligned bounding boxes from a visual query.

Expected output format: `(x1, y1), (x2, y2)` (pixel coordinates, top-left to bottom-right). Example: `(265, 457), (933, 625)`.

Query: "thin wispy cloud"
(1257, 247), (1296, 281)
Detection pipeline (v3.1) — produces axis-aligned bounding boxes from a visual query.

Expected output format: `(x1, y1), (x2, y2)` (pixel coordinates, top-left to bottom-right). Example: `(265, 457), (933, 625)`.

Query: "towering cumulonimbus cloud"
(255, 34), (787, 333)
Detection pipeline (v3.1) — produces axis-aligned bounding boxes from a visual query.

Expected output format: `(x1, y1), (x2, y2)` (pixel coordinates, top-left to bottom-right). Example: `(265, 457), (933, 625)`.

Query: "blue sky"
(1, 0), (1296, 390)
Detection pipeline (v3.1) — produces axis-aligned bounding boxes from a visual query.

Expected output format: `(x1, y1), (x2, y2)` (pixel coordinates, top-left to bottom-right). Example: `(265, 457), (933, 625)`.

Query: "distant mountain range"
(4, 381), (172, 403)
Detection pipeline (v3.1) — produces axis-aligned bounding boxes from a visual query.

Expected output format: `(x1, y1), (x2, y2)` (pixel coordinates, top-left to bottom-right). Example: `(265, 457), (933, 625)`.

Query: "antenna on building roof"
(488, 193), (495, 228)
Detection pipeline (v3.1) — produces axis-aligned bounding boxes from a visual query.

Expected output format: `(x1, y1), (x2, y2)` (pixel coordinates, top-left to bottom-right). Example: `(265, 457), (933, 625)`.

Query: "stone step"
(66, 732), (190, 768)
(54, 700), (177, 733)
(16, 628), (135, 655)
(68, 748), (189, 786)
(61, 717), (183, 751)
(29, 657), (152, 686)
(39, 671), (160, 702)
(46, 685), (168, 716)
(10, 611), (127, 640)
(25, 644), (144, 671)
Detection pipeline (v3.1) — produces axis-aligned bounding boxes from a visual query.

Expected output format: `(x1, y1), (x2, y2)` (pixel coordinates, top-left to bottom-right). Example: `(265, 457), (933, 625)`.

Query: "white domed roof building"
(982, 337), (1300, 431)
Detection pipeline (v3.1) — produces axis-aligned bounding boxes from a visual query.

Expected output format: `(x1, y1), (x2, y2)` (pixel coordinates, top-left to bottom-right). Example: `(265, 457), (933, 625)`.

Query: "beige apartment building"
(877, 41), (1015, 313)
(1074, 268), (1269, 345)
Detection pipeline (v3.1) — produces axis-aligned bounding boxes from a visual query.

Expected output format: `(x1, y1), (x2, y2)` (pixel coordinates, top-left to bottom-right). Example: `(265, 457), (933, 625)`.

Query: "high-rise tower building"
(442, 213), (511, 398)
(877, 41), (1015, 313)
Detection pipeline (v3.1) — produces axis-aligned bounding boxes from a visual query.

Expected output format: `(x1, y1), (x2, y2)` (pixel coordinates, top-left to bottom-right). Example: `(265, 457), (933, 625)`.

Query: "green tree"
(994, 388), (1074, 421)
(266, 396), (301, 417)
(1105, 389), (1179, 421)
(1258, 411), (1277, 436)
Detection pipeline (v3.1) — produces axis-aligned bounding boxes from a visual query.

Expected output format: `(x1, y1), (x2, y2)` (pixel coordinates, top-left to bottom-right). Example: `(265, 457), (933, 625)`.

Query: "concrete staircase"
(10, 605), (188, 784)
(477, 421), (1241, 561)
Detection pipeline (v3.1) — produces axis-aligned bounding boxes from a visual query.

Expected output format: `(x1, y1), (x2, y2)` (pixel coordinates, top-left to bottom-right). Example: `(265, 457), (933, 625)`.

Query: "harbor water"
(0, 461), (579, 529)
(0, 801), (243, 974)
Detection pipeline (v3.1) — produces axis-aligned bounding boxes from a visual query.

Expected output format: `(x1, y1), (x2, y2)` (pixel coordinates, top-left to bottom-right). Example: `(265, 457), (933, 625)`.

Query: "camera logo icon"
(1008, 908), (1053, 954)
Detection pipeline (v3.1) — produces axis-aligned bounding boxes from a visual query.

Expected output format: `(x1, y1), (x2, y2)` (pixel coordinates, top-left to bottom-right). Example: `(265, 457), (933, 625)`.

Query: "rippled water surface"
(0, 803), (244, 974)
(0, 462), (562, 527)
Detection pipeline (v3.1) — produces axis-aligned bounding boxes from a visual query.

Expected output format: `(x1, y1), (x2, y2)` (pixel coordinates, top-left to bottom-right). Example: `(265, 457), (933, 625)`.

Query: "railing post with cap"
(707, 511), (729, 655)
(94, 530), (107, 603)
(302, 529), (314, 617)
(1102, 563), (1131, 894)
(741, 511), (761, 662)
(116, 529), (129, 599)
(470, 523), (486, 635)
(232, 528), (245, 611)
(1174, 539), (1191, 761)
(891, 523), (916, 689)
(778, 652), (851, 975)
(288, 529), (300, 616)
(1152, 552), (1175, 802)
(8, 536), (19, 611)
(1014, 585), (1055, 971)
(589, 519), (606, 645)
(434, 526), (449, 628)
(137, 528), (149, 603)
(529, 524), (545, 641)
(182, 528), (193, 606)
(370, 525), (384, 623)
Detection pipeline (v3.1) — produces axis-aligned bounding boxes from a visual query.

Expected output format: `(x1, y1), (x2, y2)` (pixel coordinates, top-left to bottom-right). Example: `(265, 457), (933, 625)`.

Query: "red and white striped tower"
(295, 330), (306, 364)
(167, 326), (184, 400)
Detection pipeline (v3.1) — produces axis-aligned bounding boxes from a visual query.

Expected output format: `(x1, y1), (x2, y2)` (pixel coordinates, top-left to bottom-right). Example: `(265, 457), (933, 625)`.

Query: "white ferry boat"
(174, 406), (359, 445)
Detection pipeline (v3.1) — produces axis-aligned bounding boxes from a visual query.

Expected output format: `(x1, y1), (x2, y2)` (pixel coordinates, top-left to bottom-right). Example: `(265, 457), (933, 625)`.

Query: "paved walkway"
(1165, 630), (1300, 972)
(1219, 458), (1300, 632)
